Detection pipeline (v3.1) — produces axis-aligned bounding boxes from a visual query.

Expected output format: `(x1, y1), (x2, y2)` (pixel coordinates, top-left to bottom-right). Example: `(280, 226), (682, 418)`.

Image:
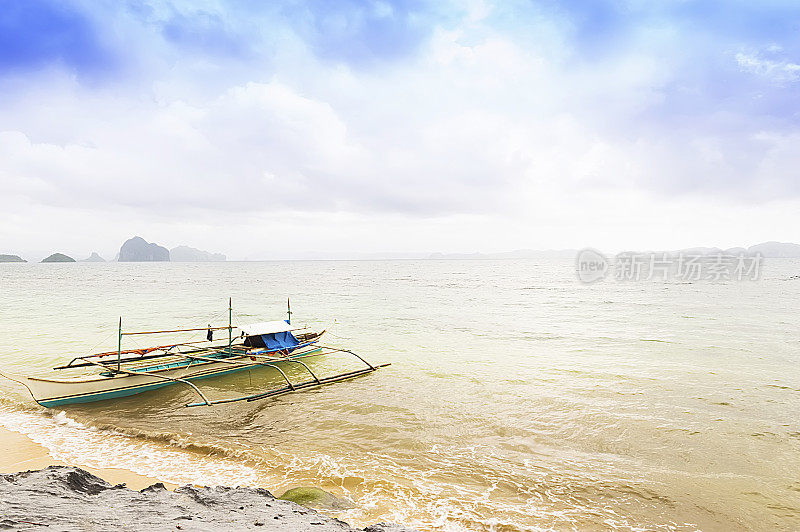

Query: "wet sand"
(0, 426), (174, 490)
(0, 428), (414, 531)
(0, 465), (412, 531)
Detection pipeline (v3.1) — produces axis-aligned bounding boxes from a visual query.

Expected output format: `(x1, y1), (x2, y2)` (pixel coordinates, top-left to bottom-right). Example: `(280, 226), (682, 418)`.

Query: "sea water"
(1, 259), (798, 530)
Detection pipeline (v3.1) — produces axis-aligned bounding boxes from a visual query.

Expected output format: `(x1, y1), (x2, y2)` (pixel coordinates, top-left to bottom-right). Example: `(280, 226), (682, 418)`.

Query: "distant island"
(429, 249), (576, 259)
(746, 241), (800, 258)
(81, 252), (106, 262)
(170, 245), (226, 262)
(118, 236), (170, 262)
(654, 242), (800, 258)
(41, 253), (76, 263)
(9, 240), (800, 263)
(427, 242), (800, 260)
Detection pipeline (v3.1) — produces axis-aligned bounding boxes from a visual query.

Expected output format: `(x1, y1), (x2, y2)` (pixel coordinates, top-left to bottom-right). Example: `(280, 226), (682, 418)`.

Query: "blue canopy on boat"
(242, 320), (301, 351)
(258, 330), (300, 350)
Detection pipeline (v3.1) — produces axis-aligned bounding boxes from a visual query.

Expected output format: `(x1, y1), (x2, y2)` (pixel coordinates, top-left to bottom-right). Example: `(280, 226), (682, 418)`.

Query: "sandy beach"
(2, 260), (799, 529)
(0, 426), (414, 531)
(0, 426), (172, 491)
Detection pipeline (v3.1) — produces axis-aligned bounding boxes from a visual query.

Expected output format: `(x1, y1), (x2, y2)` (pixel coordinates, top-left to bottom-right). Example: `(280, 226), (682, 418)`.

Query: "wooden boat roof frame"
(43, 337), (390, 408)
(37, 298), (390, 407)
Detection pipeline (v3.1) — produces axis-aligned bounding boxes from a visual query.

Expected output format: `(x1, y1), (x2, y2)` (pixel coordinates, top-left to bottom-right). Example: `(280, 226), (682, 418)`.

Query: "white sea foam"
(2, 260), (797, 530)
(0, 407), (262, 488)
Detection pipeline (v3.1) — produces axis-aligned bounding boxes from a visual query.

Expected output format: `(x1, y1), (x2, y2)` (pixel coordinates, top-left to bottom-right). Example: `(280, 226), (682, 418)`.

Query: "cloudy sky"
(2, 0), (800, 260)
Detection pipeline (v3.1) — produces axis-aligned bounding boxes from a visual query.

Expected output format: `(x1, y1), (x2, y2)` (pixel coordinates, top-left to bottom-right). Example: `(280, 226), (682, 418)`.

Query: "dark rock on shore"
(41, 253), (76, 263)
(119, 236), (170, 262)
(0, 466), (417, 532)
(0, 254), (26, 262)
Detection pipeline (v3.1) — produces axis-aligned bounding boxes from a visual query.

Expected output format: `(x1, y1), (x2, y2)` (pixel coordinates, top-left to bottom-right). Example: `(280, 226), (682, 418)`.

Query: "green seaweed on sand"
(279, 486), (356, 510)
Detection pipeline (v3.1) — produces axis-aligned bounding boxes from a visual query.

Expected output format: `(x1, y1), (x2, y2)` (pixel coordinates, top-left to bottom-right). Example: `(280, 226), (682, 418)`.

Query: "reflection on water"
(1, 259), (800, 530)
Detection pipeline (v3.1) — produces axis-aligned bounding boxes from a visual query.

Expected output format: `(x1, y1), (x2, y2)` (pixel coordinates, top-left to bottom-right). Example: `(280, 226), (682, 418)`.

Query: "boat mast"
(228, 297), (232, 356)
(117, 317), (122, 371)
(287, 297), (292, 325)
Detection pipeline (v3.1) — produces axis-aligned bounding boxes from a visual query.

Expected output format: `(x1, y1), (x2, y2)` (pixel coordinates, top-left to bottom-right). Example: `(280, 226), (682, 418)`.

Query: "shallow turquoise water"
(1, 259), (799, 530)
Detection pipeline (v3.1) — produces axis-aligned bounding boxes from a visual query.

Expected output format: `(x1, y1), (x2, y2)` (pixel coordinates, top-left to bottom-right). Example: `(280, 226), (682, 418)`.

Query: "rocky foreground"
(0, 466), (415, 532)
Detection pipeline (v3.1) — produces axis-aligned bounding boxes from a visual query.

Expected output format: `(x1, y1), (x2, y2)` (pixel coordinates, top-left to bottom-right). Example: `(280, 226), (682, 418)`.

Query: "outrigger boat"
(3, 300), (389, 408)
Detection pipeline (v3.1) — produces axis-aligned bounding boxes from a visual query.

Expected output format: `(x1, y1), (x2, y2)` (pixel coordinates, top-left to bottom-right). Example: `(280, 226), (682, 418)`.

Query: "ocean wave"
(0, 404), (716, 531)
(0, 406), (263, 488)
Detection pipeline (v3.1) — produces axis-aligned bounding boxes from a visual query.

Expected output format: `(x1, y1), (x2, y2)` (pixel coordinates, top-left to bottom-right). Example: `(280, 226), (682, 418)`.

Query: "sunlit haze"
(3, 1), (800, 260)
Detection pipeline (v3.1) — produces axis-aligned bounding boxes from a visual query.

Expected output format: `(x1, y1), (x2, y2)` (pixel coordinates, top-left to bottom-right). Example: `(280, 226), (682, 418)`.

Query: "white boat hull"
(21, 347), (324, 408)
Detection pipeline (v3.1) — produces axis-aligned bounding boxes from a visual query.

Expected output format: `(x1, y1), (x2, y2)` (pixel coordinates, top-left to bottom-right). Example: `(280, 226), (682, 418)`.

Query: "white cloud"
(2, 6), (800, 259)
(735, 51), (800, 83)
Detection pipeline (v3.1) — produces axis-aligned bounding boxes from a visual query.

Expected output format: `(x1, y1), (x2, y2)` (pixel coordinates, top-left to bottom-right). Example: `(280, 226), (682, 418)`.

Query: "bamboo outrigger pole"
(228, 297), (232, 357)
(117, 317), (122, 372)
(122, 326), (235, 336)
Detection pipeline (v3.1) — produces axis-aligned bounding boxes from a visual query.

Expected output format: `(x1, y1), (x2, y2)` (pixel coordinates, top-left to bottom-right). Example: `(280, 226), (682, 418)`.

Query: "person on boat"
(207, 324), (213, 341)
